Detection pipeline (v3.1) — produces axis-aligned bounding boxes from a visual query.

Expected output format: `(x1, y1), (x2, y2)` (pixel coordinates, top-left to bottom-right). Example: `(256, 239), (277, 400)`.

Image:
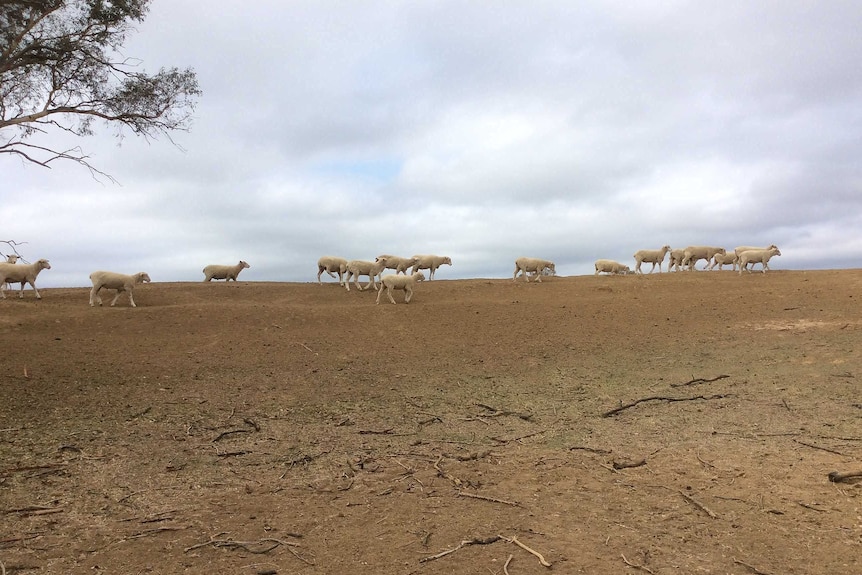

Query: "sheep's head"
(414, 271), (426, 282)
(240, 261), (250, 269)
(37, 259), (51, 270)
(138, 273), (152, 283)
(443, 257), (452, 265)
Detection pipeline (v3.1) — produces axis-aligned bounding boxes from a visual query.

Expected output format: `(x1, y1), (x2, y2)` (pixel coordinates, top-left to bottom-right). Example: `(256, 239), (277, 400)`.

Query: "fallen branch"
(503, 554), (514, 575)
(457, 491), (521, 507)
(602, 394), (731, 418)
(670, 374), (730, 388)
(419, 536), (501, 563)
(4, 506), (63, 517)
(827, 470), (862, 483)
(621, 553), (655, 574)
(212, 428), (252, 443)
(491, 430), (545, 444)
(128, 526), (186, 539)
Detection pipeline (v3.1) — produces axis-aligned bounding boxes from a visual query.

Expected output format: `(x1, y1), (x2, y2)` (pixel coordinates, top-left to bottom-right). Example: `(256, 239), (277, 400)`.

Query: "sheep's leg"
(110, 288), (123, 307)
(375, 284), (384, 304)
(386, 286), (397, 304)
(128, 290), (137, 307)
(404, 287), (413, 304)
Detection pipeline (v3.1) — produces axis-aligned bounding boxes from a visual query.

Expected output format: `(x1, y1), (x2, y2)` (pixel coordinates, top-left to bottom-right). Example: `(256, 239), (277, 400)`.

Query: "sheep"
(594, 259), (631, 275)
(738, 247), (781, 274)
(709, 251), (739, 271)
(0, 258), (51, 299)
(203, 260), (250, 282)
(734, 244), (778, 258)
(682, 246), (726, 270)
(89, 271), (151, 307)
(633, 245), (671, 274)
(376, 254), (419, 275)
(344, 258), (388, 292)
(668, 249), (686, 272)
(2, 254), (19, 290)
(375, 271), (425, 304)
(317, 256), (348, 285)
(513, 257), (556, 282)
(410, 254), (452, 280)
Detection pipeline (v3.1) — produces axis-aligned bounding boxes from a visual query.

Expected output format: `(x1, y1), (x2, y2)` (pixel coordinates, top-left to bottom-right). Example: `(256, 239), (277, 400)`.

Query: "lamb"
(734, 244), (779, 257)
(376, 254), (419, 275)
(89, 271), (151, 307)
(410, 255), (452, 280)
(594, 259), (631, 275)
(344, 258), (389, 292)
(709, 251), (739, 271)
(633, 245), (671, 274)
(0, 258), (51, 299)
(375, 271), (425, 304)
(317, 256), (348, 285)
(203, 260), (250, 282)
(738, 247), (782, 274)
(682, 246), (726, 270)
(513, 257), (556, 282)
(668, 249), (686, 272)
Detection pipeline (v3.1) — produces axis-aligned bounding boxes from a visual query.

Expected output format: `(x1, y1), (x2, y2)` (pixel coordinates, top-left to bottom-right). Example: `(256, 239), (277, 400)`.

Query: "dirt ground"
(1, 269), (861, 574)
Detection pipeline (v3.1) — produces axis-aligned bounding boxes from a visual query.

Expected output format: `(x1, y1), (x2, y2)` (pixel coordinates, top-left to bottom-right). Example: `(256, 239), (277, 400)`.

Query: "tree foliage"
(0, 0), (201, 176)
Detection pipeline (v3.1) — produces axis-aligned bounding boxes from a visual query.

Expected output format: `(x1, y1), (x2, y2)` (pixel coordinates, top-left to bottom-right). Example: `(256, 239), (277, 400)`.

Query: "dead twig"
(679, 490), (718, 519)
(793, 439), (845, 456)
(419, 536), (501, 563)
(733, 557), (774, 575)
(491, 430), (545, 444)
(128, 526), (187, 539)
(4, 506), (63, 517)
(670, 374), (730, 388)
(475, 403), (534, 421)
(457, 491), (521, 507)
(621, 553), (655, 574)
(433, 455), (462, 486)
(602, 394), (731, 418)
(569, 446), (612, 455)
(185, 534), (311, 564)
(500, 534), (552, 567)
(828, 470), (862, 483)
(503, 554), (514, 575)
(613, 459), (647, 470)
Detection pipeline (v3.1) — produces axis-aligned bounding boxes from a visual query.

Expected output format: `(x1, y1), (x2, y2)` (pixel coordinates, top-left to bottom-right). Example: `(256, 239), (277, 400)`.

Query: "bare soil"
(2, 270), (861, 574)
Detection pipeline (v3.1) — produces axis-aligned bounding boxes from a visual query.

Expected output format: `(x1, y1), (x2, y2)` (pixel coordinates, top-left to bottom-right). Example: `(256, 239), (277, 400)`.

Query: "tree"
(0, 0), (200, 177)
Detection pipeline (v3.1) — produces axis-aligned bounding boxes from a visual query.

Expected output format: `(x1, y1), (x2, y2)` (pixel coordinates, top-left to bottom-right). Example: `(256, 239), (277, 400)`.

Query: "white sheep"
(513, 257), (556, 282)
(633, 245), (671, 274)
(203, 260), (250, 282)
(375, 271), (425, 304)
(734, 244), (779, 257)
(376, 254), (419, 275)
(0, 258), (51, 299)
(410, 254), (452, 280)
(682, 246), (726, 270)
(709, 251), (739, 271)
(594, 259), (631, 275)
(738, 247), (782, 274)
(668, 249), (686, 272)
(317, 256), (348, 285)
(344, 258), (388, 292)
(2, 254), (19, 290)
(89, 271), (151, 307)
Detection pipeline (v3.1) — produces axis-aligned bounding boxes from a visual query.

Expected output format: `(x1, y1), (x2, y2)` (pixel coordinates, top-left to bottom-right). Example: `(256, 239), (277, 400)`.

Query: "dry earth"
(1, 269), (861, 574)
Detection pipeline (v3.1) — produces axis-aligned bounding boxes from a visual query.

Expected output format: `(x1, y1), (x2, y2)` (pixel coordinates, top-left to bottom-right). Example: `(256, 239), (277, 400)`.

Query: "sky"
(4, 0), (862, 288)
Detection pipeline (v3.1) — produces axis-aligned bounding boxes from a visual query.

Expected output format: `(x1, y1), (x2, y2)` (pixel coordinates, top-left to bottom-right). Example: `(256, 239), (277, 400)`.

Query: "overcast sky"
(4, 0), (862, 288)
